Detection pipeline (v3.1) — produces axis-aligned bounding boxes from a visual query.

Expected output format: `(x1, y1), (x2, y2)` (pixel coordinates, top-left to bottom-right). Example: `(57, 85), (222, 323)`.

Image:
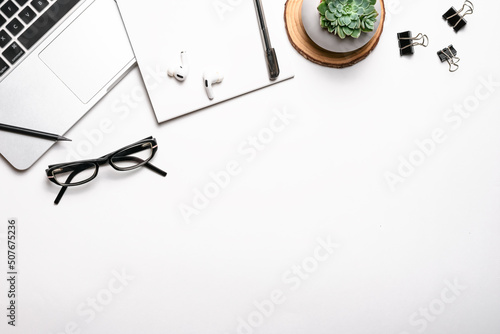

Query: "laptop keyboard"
(0, 0), (81, 79)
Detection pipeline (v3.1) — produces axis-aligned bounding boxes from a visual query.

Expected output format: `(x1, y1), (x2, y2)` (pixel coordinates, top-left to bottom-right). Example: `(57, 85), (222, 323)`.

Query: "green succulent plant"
(317, 0), (378, 39)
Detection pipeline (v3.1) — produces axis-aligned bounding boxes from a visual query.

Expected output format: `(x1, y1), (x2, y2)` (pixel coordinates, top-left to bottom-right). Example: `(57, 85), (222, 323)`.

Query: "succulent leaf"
(338, 27), (346, 38)
(317, 0), (378, 39)
(325, 10), (335, 21)
(343, 26), (353, 35)
(318, 2), (327, 14)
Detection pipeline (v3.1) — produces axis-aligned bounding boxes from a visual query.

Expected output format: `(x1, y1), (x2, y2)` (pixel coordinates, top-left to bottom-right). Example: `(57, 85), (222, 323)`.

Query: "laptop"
(0, 0), (135, 170)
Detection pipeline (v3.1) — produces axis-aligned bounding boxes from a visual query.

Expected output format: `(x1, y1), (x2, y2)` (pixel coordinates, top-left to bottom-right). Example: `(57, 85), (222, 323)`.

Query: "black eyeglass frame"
(45, 137), (167, 204)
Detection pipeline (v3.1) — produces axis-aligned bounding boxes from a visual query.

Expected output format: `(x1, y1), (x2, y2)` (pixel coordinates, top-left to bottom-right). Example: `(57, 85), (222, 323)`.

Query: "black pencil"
(254, 0), (280, 80)
(0, 123), (71, 142)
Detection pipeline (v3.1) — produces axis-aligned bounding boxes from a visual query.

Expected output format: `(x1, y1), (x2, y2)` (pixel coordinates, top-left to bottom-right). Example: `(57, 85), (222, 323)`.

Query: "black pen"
(0, 123), (71, 142)
(254, 0), (280, 80)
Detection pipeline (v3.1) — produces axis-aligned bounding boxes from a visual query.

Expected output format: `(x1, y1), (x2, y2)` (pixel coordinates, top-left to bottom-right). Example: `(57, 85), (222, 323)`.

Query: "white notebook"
(116, 0), (295, 123)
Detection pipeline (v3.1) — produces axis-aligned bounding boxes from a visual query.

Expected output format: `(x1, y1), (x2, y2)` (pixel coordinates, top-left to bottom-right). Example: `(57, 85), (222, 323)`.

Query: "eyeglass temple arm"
(112, 156), (167, 176)
(145, 161), (167, 177)
(54, 165), (90, 205)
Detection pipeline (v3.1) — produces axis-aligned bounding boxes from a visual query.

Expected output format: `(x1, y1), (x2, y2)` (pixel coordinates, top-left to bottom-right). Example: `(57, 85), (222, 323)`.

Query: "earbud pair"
(167, 52), (224, 100)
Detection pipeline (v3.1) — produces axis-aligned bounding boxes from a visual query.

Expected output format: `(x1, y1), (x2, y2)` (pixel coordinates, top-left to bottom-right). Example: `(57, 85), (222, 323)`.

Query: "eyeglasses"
(46, 137), (167, 205)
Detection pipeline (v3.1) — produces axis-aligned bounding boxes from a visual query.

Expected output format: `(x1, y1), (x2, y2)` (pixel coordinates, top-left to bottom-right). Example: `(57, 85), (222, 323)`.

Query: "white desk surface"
(2, 1), (500, 333)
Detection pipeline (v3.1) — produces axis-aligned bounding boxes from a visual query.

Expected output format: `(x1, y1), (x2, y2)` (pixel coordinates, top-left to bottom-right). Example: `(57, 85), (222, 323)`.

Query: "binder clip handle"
(444, 1), (474, 31)
(398, 31), (429, 56)
(411, 33), (429, 48)
(447, 57), (460, 72)
(461, 0), (474, 16)
(438, 46), (460, 72)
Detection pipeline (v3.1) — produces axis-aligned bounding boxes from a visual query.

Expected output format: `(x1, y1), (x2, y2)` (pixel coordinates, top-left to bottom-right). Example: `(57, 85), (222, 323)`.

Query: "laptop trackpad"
(39, 0), (134, 104)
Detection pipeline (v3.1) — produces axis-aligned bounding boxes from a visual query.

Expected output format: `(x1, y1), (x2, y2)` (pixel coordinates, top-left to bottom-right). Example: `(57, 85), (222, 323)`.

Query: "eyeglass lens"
(52, 162), (97, 186)
(111, 142), (154, 169)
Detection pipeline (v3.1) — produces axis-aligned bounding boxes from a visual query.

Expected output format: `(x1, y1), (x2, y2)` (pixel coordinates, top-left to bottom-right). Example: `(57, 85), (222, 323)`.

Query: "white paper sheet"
(116, 0), (295, 122)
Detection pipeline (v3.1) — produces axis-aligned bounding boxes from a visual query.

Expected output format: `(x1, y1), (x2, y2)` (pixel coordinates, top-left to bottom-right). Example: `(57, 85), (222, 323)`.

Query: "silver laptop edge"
(0, 0), (136, 170)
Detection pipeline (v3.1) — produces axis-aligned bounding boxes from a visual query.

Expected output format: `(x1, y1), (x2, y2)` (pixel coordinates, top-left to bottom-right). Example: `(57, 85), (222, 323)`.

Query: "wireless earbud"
(203, 71), (224, 100)
(167, 51), (189, 82)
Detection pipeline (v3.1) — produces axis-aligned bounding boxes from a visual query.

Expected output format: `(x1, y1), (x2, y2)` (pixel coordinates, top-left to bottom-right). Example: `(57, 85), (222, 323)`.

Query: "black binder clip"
(397, 31), (429, 56)
(438, 45), (460, 72)
(443, 1), (474, 32)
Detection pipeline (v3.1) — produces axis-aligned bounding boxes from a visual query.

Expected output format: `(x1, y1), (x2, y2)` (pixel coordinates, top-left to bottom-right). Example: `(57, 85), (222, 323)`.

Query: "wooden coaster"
(285, 0), (386, 68)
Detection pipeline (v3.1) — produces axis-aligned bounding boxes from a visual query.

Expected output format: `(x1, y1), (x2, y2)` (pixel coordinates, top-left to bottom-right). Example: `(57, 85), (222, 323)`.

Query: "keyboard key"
(1, 1), (18, 18)
(0, 14), (6, 27)
(14, 0), (29, 6)
(30, 0), (48, 12)
(2, 41), (24, 64)
(0, 29), (11, 47)
(6, 17), (23, 35)
(18, 0), (80, 50)
(0, 57), (9, 77)
(18, 6), (35, 24)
